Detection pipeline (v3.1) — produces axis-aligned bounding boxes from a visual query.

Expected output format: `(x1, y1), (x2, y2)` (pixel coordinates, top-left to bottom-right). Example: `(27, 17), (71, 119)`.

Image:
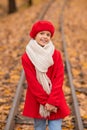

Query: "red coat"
(22, 49), (70, 120)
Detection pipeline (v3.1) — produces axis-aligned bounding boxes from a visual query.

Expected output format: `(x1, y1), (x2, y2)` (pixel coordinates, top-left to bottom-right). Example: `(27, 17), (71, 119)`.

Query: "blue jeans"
(34, 118), (62, 130)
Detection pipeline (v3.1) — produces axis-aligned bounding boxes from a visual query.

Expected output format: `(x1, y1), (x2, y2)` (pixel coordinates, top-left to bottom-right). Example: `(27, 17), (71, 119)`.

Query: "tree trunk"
(8, 0), (17, 14)
(28, 0), (33, 6)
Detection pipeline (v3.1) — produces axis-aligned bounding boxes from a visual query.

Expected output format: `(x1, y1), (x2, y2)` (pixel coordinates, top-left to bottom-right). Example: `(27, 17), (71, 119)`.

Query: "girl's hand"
(45, 103), (57, 113)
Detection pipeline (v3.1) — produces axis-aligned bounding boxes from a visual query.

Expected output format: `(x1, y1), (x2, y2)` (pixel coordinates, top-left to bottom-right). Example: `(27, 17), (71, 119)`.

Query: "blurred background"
(0, 0), (87, 130)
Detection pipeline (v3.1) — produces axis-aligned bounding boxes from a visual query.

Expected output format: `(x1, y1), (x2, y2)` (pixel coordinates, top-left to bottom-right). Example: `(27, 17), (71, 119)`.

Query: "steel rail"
(4, 70), (25, 130)
(4, 0), (55, 130)
(59, 0), (84, 130)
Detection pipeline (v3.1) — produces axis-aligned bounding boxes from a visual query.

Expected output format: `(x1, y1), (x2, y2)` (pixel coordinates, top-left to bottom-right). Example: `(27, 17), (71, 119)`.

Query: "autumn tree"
(8, 0), (17, 14)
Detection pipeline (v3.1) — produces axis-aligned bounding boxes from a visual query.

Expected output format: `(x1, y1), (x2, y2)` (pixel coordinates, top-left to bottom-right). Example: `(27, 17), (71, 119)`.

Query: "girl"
(22, 20), (70, 130)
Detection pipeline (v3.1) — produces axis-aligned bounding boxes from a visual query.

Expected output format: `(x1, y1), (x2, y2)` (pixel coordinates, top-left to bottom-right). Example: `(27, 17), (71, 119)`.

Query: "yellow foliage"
(82, 62), (87, 69)
(82, 115), (87, 119)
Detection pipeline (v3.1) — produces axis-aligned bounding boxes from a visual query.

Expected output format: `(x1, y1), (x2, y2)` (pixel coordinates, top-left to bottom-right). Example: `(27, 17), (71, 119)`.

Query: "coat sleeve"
(47, 51), (65, 107)
(22, 53), (49, 105)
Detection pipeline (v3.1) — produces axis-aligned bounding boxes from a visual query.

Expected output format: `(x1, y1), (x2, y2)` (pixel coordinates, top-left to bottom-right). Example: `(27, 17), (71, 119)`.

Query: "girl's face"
(35, 31), (51, 47)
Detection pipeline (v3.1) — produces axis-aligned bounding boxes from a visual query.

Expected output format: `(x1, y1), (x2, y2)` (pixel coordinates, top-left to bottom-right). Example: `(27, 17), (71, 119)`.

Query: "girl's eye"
(47, 33), (51, 37)
(39, 32), (51, 37)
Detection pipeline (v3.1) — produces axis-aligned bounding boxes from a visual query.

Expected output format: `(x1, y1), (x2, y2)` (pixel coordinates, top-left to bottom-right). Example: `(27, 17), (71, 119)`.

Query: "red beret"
(29, 20), (55, 38)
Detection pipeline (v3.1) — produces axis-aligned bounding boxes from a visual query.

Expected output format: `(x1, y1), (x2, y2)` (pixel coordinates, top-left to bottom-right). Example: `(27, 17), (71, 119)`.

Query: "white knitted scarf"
(26, 39), (55, 117)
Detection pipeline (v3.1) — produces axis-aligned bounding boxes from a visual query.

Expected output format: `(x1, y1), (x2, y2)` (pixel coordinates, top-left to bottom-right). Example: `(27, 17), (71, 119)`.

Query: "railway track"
(59, 1), (84, 130)
(4, 0), (86, 130)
